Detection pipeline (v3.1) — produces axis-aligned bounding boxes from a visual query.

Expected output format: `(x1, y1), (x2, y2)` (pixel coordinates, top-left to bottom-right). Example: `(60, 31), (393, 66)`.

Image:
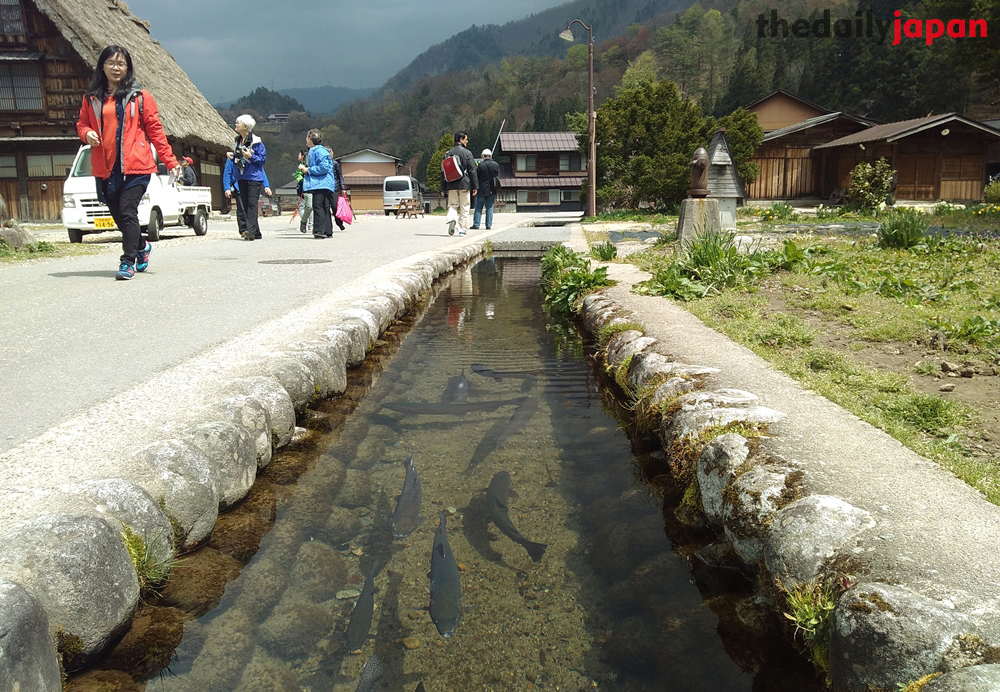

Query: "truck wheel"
(384, 210), (391, 216)
(68, 229), (83, 243)
(192, 209), (208, 236)
(145, 209), (162, 242)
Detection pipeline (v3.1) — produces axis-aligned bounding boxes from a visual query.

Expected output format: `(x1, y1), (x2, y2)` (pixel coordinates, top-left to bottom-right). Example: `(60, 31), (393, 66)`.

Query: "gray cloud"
(125, 0), (571, 103)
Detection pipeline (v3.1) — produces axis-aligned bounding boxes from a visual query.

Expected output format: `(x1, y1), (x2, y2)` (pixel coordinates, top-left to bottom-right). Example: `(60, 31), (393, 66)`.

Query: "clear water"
(144, 257), (823, 692)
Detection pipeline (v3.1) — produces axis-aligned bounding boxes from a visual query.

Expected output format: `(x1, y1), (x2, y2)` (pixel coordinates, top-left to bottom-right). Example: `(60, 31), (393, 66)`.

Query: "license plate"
(93, 217), (115, 229)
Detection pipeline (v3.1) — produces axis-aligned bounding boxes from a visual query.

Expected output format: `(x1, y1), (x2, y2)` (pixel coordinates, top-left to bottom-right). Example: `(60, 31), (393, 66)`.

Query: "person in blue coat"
(299, 128), (338, 239)
(229, 113), (266, 241)
(223, 156), (271, 238)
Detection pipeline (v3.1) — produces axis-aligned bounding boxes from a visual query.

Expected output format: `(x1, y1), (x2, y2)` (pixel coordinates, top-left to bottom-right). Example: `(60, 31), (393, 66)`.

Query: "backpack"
(442, 154), (463, 183)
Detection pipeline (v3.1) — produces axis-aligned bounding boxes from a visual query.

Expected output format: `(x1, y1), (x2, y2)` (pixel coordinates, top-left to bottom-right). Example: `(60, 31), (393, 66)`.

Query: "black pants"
(107, 183), (148, 264)
(311, 189), (334, 238)
(238, 180), (262, 239)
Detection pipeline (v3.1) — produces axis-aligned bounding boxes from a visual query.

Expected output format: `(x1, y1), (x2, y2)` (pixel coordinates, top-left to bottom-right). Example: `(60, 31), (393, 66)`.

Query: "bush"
(590, 240), (617, 261)
(759, 202), (797, 222)
(984, 180), (1000, 204)
(877, 208), (929, 249)
(847, 158), (896, 212)
(540, 245), (615, 314)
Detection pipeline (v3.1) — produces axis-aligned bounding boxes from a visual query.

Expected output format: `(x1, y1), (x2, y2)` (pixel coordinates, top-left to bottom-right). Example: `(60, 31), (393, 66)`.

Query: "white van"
(61, 145), (213, 243)
(383, 176), (423, 216)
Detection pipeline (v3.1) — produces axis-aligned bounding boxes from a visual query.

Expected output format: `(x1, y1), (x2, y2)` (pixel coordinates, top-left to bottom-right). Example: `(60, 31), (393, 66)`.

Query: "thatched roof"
(34, 0), (233, 150)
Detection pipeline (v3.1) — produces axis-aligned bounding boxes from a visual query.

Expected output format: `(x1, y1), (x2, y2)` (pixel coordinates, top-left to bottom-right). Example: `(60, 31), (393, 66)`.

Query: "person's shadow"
(49, 270), (119, 278)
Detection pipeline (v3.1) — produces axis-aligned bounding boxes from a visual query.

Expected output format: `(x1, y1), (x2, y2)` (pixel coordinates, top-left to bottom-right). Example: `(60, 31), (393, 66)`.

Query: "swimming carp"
(486, 471), (547, 562)
(428, 511), (463, 637)
(390, 456), (423, 539)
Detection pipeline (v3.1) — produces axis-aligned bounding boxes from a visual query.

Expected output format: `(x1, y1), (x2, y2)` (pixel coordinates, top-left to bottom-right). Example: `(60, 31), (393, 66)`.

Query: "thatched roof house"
(0, 0), (234, 218)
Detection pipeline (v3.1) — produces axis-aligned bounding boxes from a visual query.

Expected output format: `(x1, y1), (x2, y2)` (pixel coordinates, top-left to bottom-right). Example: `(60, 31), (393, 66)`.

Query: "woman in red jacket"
(76, 45), (180, 280)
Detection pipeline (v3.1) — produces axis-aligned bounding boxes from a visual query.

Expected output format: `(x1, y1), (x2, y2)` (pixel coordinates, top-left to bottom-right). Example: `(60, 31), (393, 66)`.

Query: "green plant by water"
(540, 245), (615, 315)
(590, 240), (617, 261)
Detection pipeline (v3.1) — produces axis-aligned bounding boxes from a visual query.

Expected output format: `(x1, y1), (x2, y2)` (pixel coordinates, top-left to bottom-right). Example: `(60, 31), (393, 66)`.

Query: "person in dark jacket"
(472, 148), (500, 230)
(230, 113), (267, 240)
(77, 44), (179, 280)
(180, 156), (197, 186)
(223, 157), (271, 236)
(440, 131), (477, 236)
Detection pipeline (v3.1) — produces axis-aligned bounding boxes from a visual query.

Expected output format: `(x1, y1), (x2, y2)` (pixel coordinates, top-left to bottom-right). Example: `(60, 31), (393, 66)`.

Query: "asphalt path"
(0, 212), (525, 454)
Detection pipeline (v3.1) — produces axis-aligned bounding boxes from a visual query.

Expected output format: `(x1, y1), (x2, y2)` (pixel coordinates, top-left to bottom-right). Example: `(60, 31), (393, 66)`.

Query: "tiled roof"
(499, 176), (585, 188)
(762, 112), (877, 142)
(344, 176), (386, 186)
(499, 132), (581, 152)
(814, 114), (1000, 149)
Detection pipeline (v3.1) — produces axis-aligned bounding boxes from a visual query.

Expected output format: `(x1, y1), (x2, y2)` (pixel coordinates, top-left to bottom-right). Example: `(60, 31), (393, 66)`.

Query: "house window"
(941, 155), (981, 180)
(26, 153), (75, 177)
(516, 154), (536, 172)
(559, 153), (587, 172)
(516, 189), (560, 204)
(0, 154), (15, 177)
(0, 62), (43, 111)
(562, 189), (580, 202)
(0, 0), (25, 35)
(202, 162), (220, 176)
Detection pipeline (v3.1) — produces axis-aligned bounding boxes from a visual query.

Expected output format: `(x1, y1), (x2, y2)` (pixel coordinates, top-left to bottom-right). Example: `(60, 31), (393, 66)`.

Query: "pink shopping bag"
(335, 194), (354, 226)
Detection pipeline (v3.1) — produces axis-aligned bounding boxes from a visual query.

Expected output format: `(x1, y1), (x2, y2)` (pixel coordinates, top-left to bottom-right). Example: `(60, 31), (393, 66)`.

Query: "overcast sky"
(125, 0), (571, 103)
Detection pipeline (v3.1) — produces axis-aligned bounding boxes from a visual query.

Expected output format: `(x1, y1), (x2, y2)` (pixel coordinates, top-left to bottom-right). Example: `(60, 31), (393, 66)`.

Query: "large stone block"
(224, 377), (296, 449)
(0, 579), (62, 691)
(138, 439), (220, 551)
(696, 433), (750, 528)
(183, 421), (258, 511)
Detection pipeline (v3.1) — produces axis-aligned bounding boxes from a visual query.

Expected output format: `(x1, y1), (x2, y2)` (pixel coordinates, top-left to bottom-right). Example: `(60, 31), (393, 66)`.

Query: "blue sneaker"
(136, 242), (152, 272)
(115, 262), (135, 280)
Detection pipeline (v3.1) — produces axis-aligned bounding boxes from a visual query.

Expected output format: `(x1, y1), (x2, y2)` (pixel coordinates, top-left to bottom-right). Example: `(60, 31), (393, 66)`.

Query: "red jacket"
(76, 87), (178, 179)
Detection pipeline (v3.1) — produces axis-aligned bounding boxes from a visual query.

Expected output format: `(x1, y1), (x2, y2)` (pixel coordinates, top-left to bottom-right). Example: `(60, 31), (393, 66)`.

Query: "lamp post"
(560, 19), (596, 218)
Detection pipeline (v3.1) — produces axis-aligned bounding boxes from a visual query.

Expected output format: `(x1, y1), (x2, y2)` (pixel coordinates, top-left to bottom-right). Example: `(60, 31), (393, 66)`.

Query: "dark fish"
(428, 511), (463, 637)
(440, 369), (471, 402)
(354, 652), (385, 692)
(464, 396), (539, 474)
(382, 397), (526, 416)
(415, 684), (427, 692)
(486, 471), (547, 562)
(390, 456), (422, 539)
(345, 574), (377, 653)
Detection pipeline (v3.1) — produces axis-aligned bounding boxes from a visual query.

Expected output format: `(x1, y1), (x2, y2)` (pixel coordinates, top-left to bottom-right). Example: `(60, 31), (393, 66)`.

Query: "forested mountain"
(381, 0), (693, 93)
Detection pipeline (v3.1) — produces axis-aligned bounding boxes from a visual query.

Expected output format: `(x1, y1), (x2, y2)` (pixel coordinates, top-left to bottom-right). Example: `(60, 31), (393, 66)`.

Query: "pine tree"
(425, 134), (455, 193)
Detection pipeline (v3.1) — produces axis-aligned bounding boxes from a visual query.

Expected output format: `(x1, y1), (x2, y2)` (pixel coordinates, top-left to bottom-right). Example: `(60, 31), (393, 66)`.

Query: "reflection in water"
(148, 258), (824, 692)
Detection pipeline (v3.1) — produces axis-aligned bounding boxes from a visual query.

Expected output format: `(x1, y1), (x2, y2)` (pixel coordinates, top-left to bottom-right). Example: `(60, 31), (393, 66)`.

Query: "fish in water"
(464, 396), (539, 475)
(486, 471), (547, 562)
(415, 684), (427, 692)
(382, 397), (526, 416)
(428, 511), (463, 637)
(353, 651), (385, 692)
(390, 455), (423, 539)
(345, 574), (378, 654)
(440, 369), (471, 402)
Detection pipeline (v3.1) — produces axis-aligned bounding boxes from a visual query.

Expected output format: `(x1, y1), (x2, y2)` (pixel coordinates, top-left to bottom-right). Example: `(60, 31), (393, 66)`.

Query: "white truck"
(61, 144), (213, 243)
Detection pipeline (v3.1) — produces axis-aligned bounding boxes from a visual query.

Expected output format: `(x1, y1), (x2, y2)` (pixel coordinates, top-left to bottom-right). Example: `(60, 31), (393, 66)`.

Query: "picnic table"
(395, 198), (423, 219)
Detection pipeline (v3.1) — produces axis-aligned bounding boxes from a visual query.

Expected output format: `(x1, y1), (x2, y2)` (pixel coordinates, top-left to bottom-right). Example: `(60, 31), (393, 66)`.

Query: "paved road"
(0, 212), (529, 454)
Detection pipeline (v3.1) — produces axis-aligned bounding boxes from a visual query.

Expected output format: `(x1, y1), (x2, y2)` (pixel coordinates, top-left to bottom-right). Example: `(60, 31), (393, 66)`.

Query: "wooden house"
(495, 132), (586, 213)
(336, 148), (400, 212)
(813, 114), (1000, 202)
(746, 112), (874, 199)
(0, 0), (234, 220)
(746, 90), (832, 133)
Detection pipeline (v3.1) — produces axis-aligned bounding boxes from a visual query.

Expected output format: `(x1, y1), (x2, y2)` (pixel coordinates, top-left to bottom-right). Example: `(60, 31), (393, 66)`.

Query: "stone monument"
(676, 146), (722, 248)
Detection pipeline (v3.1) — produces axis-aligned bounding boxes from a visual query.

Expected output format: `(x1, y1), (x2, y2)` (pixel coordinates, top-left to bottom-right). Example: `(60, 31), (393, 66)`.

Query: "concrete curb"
(0, 242), (485, 683)
(565, 223), (1000, 690)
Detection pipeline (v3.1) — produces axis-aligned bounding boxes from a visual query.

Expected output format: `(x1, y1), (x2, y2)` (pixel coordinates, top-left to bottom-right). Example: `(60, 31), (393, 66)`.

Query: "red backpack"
(442, 154), (463, 182)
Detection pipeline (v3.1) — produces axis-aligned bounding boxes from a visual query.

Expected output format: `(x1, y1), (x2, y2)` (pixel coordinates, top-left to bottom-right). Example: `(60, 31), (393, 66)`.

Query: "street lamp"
(560, 19), (596, 218)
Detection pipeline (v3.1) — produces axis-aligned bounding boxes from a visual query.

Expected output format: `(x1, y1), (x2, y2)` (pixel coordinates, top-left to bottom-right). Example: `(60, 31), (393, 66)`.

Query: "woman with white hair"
(228, 113), (267, 240)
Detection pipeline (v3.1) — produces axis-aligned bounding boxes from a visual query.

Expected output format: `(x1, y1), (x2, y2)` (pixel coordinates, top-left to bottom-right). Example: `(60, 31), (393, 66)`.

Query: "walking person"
(76, 44), (179, 280)
(441, 131), (477, 236)
(472, 148), (500, 230)
(223, 156), (271, 236)
(294, 150), (313, 234)
(230, 114), (266, 241)
(328, 146), (347, 231)
(299, 129), (336, 239)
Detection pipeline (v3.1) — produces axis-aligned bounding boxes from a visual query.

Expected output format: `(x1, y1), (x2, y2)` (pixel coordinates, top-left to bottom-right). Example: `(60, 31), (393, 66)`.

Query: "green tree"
(593, 79), (711, 209)
(709, 107), (763, 184)
(619, 50), (660, 92)
(425, 134), (454, 193)
(565, 43), (588, 71)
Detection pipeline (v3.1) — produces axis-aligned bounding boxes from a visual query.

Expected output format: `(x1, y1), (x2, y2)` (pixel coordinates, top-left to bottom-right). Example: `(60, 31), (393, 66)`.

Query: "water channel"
(132, 256), (825, 692)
